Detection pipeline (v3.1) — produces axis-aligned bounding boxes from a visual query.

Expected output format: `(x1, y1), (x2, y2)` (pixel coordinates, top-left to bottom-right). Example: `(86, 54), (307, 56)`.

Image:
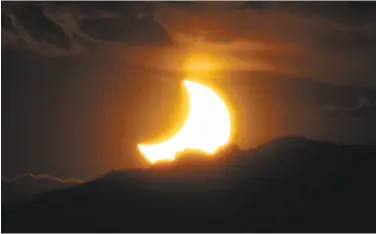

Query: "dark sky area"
(2, 2), (376, 179)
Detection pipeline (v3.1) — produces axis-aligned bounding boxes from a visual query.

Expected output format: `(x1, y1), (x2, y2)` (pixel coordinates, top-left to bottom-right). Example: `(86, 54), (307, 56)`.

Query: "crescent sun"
(138, 80), (232, 163)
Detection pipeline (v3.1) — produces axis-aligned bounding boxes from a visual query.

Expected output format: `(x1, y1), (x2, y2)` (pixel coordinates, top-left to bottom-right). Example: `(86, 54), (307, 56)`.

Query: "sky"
(2, 2), (376, 179)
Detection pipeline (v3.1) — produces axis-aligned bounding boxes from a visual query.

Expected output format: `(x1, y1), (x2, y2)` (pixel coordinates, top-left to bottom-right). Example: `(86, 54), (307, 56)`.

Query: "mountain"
(1, 174), (84, 205)
(2, 137), (376, 232)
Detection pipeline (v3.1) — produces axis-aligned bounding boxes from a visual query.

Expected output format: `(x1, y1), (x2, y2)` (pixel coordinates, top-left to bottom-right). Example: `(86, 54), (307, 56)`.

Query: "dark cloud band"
(1, 2), (173, 56)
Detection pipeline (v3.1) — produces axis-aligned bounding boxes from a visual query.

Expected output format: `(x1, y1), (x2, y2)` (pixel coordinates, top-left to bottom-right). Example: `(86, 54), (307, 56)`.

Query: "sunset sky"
(2, 2), (376, 179)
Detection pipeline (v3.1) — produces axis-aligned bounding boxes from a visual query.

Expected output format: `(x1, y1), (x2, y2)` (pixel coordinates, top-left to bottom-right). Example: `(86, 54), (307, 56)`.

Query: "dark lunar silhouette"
(2, 136), (376, 232)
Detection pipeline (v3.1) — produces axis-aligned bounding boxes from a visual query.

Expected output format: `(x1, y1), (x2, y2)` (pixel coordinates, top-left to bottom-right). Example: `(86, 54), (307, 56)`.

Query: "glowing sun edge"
(137, 80), (232, 164)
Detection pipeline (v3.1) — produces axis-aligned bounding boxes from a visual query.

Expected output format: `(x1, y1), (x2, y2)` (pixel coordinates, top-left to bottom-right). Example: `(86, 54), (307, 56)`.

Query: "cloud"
(153, 2), (376, 86)
(2, 173), (86, 184)
(323, 96), (376, 118)
(155, 3), (357, 48)
(337, 96), (374, 111)
(2, 2), (376, 86)
(13, 3), (72, 49)
(2, 13), (18, 34)
(1, 2), (173, 57)
(240, 2), (376, 27)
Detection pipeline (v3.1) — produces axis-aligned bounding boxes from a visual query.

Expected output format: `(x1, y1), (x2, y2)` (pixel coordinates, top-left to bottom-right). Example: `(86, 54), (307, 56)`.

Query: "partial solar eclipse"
(138, 80), (232, 163)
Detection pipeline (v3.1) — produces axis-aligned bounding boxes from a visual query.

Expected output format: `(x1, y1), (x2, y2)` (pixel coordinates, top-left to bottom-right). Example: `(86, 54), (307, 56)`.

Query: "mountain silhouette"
(2, 137), (376, 232)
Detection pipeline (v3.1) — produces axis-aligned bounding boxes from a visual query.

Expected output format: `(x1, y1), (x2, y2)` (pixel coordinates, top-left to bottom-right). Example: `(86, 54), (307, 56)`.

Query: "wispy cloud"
(2, 2), (376, 86)
(323, 96), (376, 119)
(153, 2), (376, 86)
(2, 173), (86, 184)
(1, 2), (173, 57)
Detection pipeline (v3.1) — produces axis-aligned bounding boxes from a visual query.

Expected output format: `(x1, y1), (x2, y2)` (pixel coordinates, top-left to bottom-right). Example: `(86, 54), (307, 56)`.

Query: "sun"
(138, 80), (232, 163)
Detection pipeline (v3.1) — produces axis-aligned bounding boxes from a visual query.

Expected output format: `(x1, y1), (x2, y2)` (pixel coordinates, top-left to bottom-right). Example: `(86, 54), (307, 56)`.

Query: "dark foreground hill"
(2, 137), (376, 232)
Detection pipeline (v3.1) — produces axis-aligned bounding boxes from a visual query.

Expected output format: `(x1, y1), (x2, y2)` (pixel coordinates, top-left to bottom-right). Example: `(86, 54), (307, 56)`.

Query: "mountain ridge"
(2, 136), (376, 232)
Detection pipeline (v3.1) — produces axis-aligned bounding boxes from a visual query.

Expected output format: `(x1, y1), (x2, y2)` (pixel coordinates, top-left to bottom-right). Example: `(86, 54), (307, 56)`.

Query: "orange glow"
(138, 80), (232, 164)
(183, 54), (219, 73)
(185, 59), (215, 72)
